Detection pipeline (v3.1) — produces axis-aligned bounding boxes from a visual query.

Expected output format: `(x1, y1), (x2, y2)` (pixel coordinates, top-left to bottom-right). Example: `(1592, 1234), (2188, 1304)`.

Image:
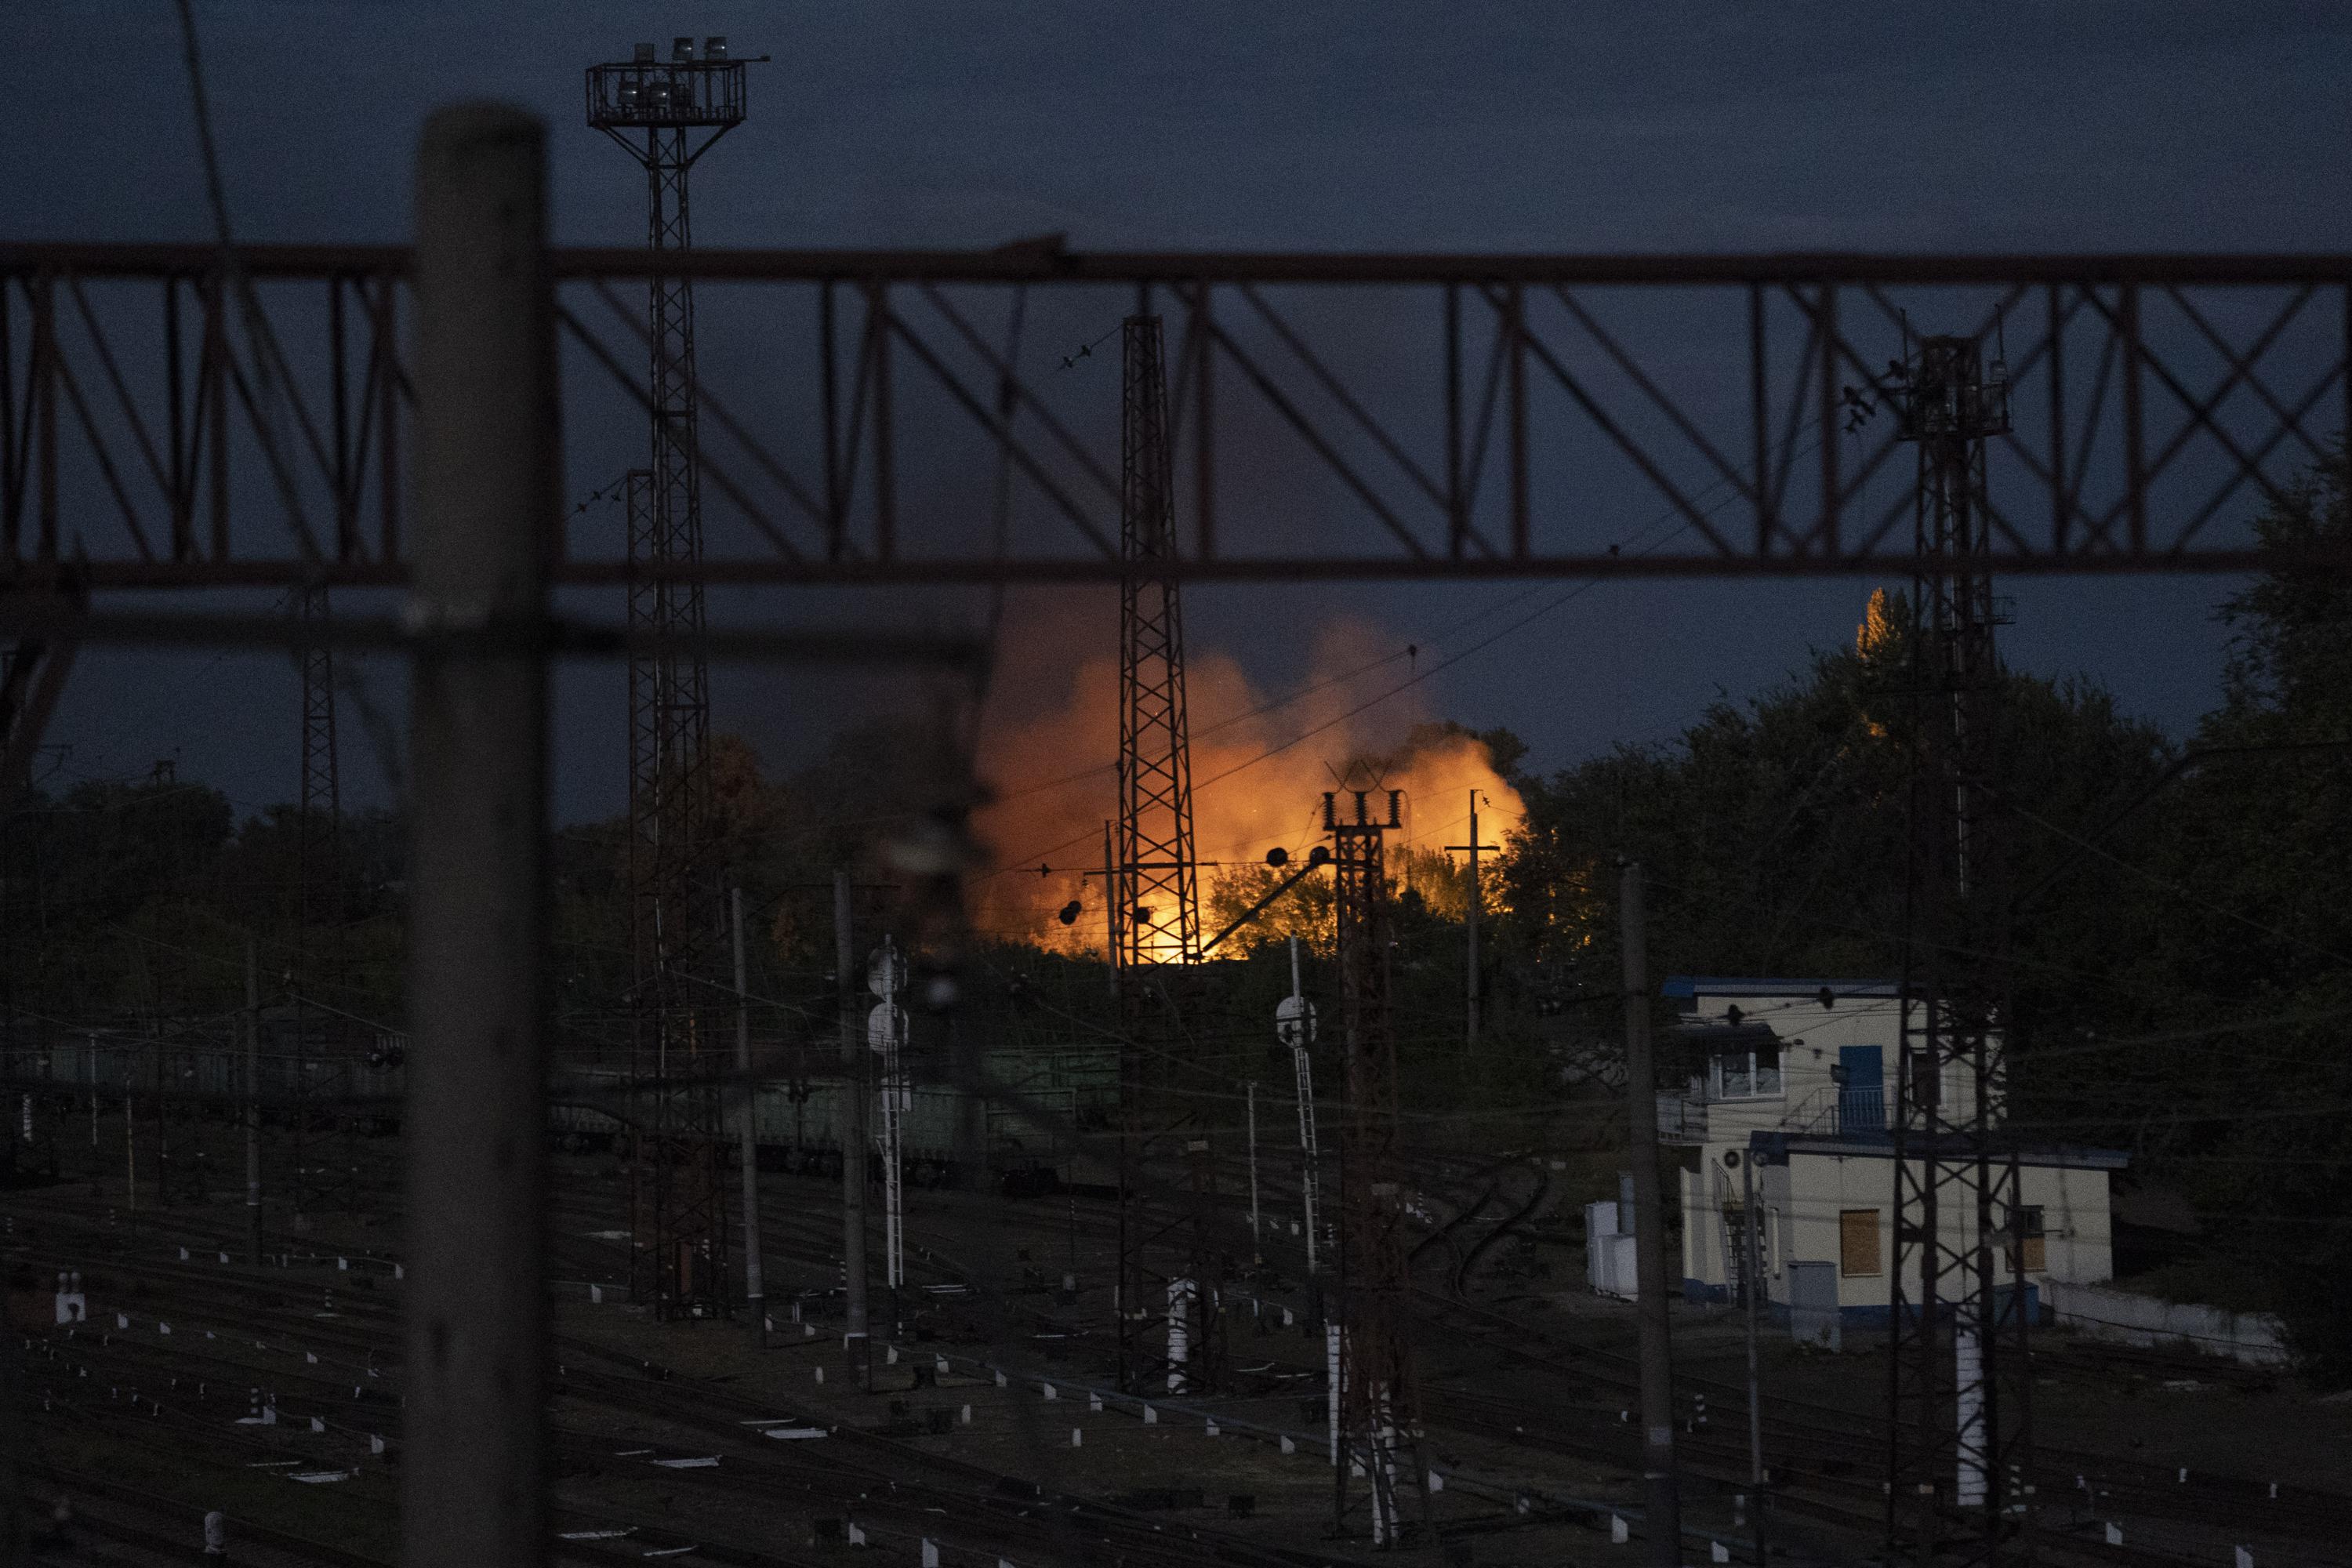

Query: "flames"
(970, 604), (1526, 956)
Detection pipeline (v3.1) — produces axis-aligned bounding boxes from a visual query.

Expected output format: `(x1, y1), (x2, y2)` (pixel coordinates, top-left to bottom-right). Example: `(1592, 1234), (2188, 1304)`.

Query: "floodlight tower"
(587, 36), (745, 1319)
(1887, 333), (2034, 1565)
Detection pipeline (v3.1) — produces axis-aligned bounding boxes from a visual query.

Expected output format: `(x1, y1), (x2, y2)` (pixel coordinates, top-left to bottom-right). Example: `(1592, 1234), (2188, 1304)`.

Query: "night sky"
(21, 3), (2352, 828)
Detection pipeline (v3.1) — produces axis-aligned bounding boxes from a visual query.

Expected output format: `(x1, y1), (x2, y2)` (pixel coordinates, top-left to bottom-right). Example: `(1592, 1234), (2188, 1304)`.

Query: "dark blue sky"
(24, 2), (2352, 824)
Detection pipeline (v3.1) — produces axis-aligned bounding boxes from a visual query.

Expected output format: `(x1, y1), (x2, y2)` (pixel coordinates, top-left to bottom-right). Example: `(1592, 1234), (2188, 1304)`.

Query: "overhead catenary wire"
(982, 408), (1864, 889)
(981, 482), (1710, 884)
(32, 89), (2352, 1568)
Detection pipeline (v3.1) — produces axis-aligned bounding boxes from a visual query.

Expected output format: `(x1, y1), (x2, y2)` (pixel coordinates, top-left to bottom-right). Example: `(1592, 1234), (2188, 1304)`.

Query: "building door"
(1839, 1209), (1882, 1276)
(1838, 1044), (1884, 1131)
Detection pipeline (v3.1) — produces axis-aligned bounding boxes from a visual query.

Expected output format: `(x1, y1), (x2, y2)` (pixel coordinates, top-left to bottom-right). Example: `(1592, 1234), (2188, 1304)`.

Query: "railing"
(1757, 1083), (1900, 1138)
(1664, 1078), (1961, 1142)
(1782, 1083), (1889, 1135)
(1657, 1096), (1708, 1142)
(1784, 1087), (1842, 1134)
(1838, 1085), (1887, 1133)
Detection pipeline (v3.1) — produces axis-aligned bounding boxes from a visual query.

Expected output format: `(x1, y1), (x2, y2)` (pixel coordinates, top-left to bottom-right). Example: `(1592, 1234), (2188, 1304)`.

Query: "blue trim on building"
(1682, 1279), (2044, 1326)
(1744, 1127), (2127, 1171)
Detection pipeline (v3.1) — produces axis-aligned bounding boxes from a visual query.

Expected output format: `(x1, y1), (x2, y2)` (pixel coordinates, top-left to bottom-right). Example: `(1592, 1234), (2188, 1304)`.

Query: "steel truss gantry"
(21, 103), (2341, 1559)
(589, 41), (744, 1318)
(2, 246), (2346, 595)
(9, 117), (2350, 1563)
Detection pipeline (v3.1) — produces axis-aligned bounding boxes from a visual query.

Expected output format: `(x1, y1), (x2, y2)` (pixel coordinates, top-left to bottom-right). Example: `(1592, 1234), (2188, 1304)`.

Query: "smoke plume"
(971, 607), (1525, 954)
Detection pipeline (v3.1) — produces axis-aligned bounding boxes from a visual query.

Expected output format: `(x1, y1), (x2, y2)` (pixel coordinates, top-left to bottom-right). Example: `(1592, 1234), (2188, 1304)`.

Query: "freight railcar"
(5, 1037), (1116, 1191)
(549, 1045), (1118, 1189)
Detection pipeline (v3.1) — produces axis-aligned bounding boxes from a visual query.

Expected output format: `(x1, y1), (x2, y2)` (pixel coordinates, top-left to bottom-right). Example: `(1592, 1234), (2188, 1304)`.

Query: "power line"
(982, 412), (1853, 888)
(2004, 792), (2352, 971)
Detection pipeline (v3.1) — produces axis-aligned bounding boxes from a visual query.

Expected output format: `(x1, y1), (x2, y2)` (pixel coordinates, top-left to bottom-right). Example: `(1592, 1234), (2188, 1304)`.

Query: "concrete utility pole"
(835, 869), (869, 1374)
(1619, 861), (1682, 1567)
(1742, 1144), (1768, 1567)
(1446, 790), (1499, 1051)
(0, 1294), (21, 1563)
(401, 102), (554, 1568)
(1246, 1080), (1261, 1266)
(245, 935), (261, 1266)
(732, 886), (764, 1344)
(869, 938), (909, 1327)
(1281, 935), (1321, 1282)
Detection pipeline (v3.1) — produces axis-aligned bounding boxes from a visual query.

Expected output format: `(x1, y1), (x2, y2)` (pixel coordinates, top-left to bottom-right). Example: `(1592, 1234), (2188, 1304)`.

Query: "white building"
(1659, 978), (2122, 1326)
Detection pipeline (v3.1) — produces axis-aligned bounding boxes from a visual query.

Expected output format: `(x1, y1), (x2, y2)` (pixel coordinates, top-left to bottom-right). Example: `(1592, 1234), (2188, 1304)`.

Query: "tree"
(2129, 452), (2352, 1380)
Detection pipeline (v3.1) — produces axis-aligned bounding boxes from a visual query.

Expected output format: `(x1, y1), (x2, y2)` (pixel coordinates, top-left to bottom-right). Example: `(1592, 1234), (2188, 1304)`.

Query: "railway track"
(1399, 1166), (2352, 1568)
(20, 1461), (388, 1567)
(16, 1142), (2341, 1568)
(1424, 1288), (2352, 1552)
(9, 1189), (1364, 1568)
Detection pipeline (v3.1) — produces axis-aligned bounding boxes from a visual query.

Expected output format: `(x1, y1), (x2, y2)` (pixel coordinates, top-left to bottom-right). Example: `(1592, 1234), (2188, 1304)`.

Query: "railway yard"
(8, 1123), (2347, 1568)
(12, 8), (2352, 1562)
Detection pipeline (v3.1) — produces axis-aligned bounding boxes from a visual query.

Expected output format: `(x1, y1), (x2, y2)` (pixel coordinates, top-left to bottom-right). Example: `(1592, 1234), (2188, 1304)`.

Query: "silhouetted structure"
(1889, 331), (2033, 1564)
(589, 35), (746, 1317)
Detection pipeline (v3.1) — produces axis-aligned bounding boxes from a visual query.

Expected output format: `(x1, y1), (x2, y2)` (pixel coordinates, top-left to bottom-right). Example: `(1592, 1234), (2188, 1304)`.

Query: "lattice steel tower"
(1110, 313), (1203, 1395)
(1887, 332), (2033, 1565)
(1116, 313), (1201, 972)
(589, 36), (745, 1318)
(1326, 788), (1423, 1548)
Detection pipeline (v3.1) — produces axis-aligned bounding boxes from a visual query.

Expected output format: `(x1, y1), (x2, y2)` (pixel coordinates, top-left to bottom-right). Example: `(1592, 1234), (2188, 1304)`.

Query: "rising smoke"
(971, 605), (1526, 954)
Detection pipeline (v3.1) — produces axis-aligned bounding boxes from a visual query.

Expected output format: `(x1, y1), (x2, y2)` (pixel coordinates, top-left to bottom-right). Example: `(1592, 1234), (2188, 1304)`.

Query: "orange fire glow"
(971, 608), (1526, 956)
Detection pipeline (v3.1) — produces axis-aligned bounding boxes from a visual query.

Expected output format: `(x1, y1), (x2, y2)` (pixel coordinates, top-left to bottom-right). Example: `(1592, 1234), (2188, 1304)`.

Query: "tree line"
(1481, 456), (2350, 1378)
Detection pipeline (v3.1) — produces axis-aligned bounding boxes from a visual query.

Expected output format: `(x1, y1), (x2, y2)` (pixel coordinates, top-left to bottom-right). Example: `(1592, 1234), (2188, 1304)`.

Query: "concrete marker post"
(245, 935), (262, 1266)
(732, 886), (765, 1345)
(837, 870), (869, 1382)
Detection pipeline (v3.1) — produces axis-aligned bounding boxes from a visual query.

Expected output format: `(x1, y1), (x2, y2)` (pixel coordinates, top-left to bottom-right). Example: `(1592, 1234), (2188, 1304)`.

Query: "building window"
(2017, 1204), (2046, 1272)
(1904, 1048), (1940, 1112)
(1839, 1209), (1882, 1277)
(1713, 1044), (1783, 1099)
